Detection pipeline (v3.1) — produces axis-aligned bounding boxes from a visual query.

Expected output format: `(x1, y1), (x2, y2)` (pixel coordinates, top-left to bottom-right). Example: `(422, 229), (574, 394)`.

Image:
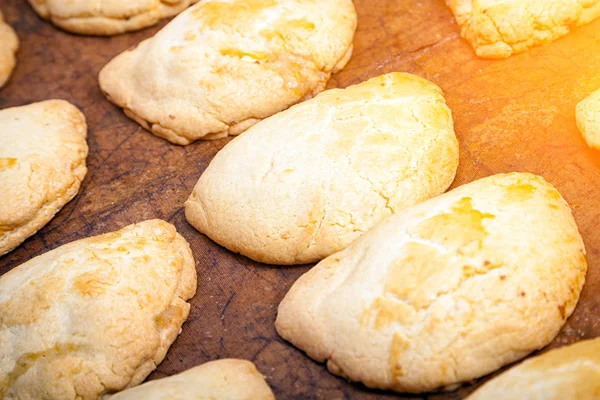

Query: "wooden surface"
(1, 1), (600, 398)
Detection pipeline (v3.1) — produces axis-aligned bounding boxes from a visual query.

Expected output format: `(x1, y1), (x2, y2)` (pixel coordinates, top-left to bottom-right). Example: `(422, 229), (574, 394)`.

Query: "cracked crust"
(0, 100), (88, 256)
(106, 359), (275, 399)
(446, 0), (600, 59)
(0, 220), (197, 399)
(576, 87), (600, 149)
(184, 72), (459, 265)
(99, 0), (357, 145)
(467, 338), (600, 399)
(27, 0), (200, 36)
(275, 172), (587, 393)
(0, 10), (18, 88)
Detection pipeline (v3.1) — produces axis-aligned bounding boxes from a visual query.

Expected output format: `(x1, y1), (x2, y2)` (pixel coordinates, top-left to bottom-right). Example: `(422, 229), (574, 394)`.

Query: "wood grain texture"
(1, 0), (600, 398)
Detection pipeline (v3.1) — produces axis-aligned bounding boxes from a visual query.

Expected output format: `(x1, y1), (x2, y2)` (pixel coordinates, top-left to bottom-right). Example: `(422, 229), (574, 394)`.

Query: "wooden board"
(1, 1), (600, 398)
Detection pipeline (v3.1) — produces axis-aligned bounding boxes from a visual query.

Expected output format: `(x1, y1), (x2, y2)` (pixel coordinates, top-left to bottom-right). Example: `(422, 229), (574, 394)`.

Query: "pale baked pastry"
(446, 0), (600, 59)
(0, 10), (18, 88)
(99, 0), (357, 145)
(0, 219), (197, 399)
(185, 72), (459, 265)
(27, 0), (199, 36)
(107, 359), (275, 400)
(276, 172), (587, 393)
(467, 338), (600, 400)
(576, 88), (600, 149)
(0, 100), (88, 256)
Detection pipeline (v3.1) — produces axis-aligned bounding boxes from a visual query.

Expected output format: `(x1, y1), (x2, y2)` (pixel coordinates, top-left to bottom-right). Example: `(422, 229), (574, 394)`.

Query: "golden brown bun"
(99, 0), (357, 144)
(27, 0), (199, 35)
(107, 359), (274, 400)
(185, 72), (459, 265)
(0, 100), (88, 256)
(468, 338), (600, 400)
(446, 0), (600, 58)
(576, 87), (600, 149)
(276, 172), (587, 393)
(0, 220), (197, 399)
(0, 10), (18, 88)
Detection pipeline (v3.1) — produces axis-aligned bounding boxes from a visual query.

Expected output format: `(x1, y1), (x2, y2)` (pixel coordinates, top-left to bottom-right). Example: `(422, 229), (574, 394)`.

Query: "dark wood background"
(1, 1), (600, 398)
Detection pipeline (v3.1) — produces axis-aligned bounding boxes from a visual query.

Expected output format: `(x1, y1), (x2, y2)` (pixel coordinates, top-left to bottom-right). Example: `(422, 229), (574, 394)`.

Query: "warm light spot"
(284, 19), (315, 31)
(170, 45), (185, 53)
(0, 158), (18, 170)
(409, 197), (495, 251)
(220, 48), (269, 61)
(546, 188), (562, 201)
(363, 198), (500, 328)
(261, 19), (315, 43)
(184, 30), (197, 41)
(506, 181), (536, 201)
(261, 29), (285, 42)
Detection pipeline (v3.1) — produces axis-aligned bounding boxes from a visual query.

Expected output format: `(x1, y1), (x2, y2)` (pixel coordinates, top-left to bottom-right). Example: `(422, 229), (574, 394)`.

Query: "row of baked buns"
(1, 0), (600, 398)
(94, 0), (600, 146)
(5, 1), (600, 59)
(3, 0), (600, 147)
(0, 74), (595, 398)
(181, 72), (591, 395)
(0, 217), (275, 398)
